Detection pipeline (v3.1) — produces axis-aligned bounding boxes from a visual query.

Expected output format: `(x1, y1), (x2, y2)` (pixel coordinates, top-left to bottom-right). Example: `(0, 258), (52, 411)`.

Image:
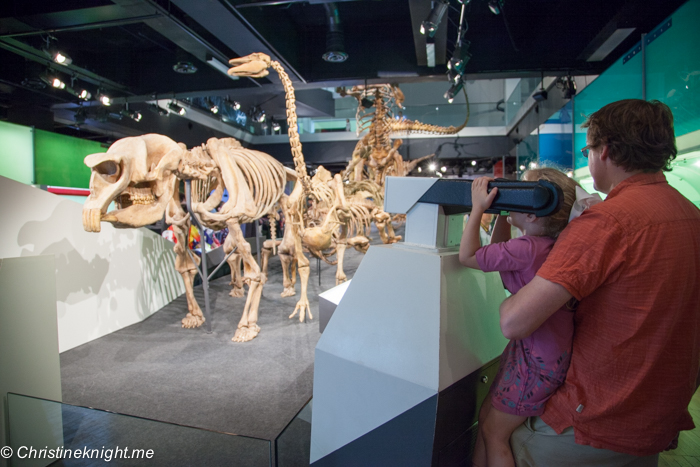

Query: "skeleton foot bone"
(232, 324), (261, 342)
(182, 312), (205, 328)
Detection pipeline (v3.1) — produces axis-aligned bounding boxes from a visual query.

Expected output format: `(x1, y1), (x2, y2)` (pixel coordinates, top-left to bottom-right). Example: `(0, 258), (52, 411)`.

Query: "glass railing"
(6, 393), (272, 467)
(505, 77), (541, 125)
(274, 398), (312, 467)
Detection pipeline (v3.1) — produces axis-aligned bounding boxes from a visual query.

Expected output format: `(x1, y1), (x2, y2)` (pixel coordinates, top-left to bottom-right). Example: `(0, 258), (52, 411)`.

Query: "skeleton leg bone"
(228, 221), (265, 342)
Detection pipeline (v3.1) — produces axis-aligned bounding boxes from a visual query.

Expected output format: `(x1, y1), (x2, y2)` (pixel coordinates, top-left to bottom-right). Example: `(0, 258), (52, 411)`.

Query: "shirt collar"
(606, 172), (667, 200)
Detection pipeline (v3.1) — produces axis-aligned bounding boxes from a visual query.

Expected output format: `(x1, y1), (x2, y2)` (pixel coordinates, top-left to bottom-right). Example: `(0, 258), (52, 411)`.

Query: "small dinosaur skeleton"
(82, 134), (297, 342)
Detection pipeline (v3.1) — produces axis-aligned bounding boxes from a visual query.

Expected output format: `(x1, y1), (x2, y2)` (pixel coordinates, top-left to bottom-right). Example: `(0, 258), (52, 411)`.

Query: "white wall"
(0, 175), (184, 352)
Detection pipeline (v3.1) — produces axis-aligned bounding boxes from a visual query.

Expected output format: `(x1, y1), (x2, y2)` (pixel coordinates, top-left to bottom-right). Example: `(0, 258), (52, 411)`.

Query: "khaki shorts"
(510, 416), (659, 467)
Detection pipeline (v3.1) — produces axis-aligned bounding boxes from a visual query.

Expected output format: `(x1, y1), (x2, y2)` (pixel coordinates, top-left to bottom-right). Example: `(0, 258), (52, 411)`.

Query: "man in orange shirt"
(503, 99), (700, 466)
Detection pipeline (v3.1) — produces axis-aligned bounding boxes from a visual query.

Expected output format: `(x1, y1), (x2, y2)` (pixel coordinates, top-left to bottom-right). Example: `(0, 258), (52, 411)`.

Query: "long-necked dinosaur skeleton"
(82, 134), (296, 342)
(228, 53), (377, 321)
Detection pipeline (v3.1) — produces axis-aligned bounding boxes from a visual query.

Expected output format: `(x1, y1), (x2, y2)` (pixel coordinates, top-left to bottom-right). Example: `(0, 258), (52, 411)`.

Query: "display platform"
(59, 233), (376, 442)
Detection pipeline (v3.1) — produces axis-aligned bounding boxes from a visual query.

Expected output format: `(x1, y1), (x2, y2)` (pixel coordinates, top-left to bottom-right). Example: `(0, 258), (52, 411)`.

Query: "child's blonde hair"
(522, 168), (580, 238)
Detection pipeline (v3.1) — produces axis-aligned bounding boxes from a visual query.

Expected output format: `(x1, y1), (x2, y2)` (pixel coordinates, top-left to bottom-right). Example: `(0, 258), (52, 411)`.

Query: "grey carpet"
(60, 236), (375, 443)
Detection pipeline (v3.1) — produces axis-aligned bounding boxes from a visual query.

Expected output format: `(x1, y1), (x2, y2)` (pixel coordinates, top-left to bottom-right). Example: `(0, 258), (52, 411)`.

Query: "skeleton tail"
(269, 213), (277, 256)
(390, 87), (470, 135)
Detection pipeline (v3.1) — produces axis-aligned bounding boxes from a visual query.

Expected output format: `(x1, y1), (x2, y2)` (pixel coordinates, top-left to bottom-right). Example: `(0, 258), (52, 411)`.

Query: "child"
(459, 169), (582, 467)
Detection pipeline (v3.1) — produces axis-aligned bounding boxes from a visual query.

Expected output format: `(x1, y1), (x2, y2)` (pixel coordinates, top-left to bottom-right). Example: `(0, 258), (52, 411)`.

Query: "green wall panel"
(34, 130), (106, 188)
(0, 121), (34, 185)
(573, 48), (643, 171)
(646, 0), (700, 138)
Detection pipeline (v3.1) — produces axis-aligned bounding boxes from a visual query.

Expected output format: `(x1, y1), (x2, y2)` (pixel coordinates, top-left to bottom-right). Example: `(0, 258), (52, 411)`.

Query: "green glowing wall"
(34, 129), (106, 188)
(574, 0), (700, 171)
(0, 121), (34, 185)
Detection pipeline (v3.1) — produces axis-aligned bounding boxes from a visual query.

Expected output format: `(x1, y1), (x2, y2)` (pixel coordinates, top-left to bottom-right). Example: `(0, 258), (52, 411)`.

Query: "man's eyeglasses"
(581, 146), (590, 158)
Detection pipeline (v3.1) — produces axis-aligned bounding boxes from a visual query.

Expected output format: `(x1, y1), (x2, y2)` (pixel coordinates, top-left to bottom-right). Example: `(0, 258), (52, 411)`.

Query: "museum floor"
(59, 234), (370, 445)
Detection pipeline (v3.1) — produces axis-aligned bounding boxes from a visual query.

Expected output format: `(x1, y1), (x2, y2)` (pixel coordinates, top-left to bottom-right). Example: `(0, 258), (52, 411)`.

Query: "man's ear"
(600, 144), (610, 162)
(525, 213), (538, 223)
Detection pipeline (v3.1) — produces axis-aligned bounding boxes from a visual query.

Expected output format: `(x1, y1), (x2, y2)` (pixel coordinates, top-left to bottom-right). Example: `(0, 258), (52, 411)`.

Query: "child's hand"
(471, 177), (498, 212)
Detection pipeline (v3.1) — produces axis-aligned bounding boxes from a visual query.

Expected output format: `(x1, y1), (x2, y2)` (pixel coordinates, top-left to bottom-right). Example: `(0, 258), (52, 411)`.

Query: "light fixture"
(529, 162), (538, 169)
(249, 105), (265, 123)
(207, 56), (240, 80)
(566, 171), (574, 178)
(173, 61), (197, 74)
(51, 77), (66, 89)
(121, 104), (142, 122)
(322, 3), (348, 62)
(441, 166), (447, 173)
(168, 101), (186, 116)
(96, 88), (111, 106)
(429, 162), (437, 171)
(488, 0), (502, 15)
(519, 165), (526, 171)
(205, 98), (219, 114)
(418, 167), (422, 173)
(231, 100), (241, 110)
(78, 89), (92, 100)
(271, 119), (281, 132)
(43, 37), (72, 65)
(149, 104), (169, 116)
(420, 0), (449, 38)
(444, 76), (464, 104)
(41, 74), (66, 90)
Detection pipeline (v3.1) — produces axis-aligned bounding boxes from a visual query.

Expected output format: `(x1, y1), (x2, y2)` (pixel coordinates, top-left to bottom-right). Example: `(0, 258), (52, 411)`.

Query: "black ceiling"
(0, 0), (688, 143)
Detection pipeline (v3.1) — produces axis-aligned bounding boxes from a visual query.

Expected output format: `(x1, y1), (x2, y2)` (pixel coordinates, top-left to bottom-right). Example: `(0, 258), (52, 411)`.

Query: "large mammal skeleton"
(82, 134), (295, 342)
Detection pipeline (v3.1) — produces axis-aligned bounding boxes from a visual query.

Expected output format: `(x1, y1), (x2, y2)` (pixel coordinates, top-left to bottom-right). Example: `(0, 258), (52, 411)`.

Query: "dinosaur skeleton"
(228, 53), (376, 321)
(82, 134), (295, 342)
(339, 83), (469, 185)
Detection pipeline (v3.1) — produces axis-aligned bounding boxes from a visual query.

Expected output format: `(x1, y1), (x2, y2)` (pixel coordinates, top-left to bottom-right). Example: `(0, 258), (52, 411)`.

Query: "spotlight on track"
(444, 76), (464, 104)
(96, 88), (111, 106)
(420, 0), (449, 38)
(43, 37), (72, 65)
(168, 101), (186, 116)
(121, 104), (142, 122)
(205, 98), (219, 114)
(149, 104), (169, 116)
(488, 0), (502, 15)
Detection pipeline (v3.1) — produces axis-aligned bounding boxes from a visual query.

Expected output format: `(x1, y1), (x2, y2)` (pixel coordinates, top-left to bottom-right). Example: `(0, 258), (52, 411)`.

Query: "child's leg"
(482, 407), (527, 467)
(471, 398), (492, 467)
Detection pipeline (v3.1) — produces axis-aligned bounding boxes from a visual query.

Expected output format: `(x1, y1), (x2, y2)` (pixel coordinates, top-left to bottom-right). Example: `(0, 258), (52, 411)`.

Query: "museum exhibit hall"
(1, 0), (700, 465)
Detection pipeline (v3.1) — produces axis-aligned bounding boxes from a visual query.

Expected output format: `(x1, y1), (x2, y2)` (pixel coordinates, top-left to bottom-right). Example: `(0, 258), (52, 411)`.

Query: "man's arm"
(500, 275), (573, 339)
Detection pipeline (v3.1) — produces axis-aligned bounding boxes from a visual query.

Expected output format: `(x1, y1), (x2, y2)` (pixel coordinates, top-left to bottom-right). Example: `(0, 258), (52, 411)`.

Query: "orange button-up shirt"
(537, 172), (700, 456)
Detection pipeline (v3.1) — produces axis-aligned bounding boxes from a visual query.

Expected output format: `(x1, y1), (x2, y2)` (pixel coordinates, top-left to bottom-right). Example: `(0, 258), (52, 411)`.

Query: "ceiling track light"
(444, 76), (464, 104)
(420, 0), (449, 38)
(96, 88), (111, 106)
(149, 103), (169, 116)
(205, 98), (219, 114)
(121, 104), (142, 122)
(43, 37), (72, 66)
(488, 0), (502, 15)
(231, 100), (241, 111)
(168, 101), (186, 116)
(271, 119), (281, 132)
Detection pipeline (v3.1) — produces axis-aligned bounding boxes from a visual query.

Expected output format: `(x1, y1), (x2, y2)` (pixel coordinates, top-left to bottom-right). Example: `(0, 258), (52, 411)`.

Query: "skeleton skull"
(82, 134), (184, 232)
